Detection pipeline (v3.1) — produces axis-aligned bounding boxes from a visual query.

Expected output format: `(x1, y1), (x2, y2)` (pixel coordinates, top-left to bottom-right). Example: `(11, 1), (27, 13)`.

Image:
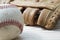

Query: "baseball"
(0, 4), (24, 40)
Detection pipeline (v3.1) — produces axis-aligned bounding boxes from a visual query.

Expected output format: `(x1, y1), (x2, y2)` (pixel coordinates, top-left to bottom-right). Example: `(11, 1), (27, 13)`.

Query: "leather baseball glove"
(4, 0), (60, 30)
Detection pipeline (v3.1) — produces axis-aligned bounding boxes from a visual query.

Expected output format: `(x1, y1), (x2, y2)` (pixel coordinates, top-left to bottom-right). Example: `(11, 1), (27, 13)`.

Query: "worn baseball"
(0, 4), (24, 40)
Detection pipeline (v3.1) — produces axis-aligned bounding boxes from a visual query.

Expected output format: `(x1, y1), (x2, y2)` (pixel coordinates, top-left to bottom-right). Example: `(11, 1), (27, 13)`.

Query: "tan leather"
(14, 0), (39, 2)
(10, 1), (59, 10)
(17, 7), (23, 9)
(23, 8), (33, 25)
(45, 5), (60, 29)
(37, 9), (52, 26)
(28, 8), (39, 25)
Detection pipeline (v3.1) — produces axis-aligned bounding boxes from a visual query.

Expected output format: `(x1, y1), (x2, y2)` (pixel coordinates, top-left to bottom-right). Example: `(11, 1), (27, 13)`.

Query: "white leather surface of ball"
(0, 4), (24, 40)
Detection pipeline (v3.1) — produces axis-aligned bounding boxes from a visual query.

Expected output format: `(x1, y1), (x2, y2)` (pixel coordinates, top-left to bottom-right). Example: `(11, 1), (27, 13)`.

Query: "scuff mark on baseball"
(0, 4), (24, 40)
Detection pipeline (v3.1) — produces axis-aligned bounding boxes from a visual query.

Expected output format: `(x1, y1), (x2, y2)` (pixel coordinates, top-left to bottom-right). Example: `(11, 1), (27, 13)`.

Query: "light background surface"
(14, 26), (60, 40)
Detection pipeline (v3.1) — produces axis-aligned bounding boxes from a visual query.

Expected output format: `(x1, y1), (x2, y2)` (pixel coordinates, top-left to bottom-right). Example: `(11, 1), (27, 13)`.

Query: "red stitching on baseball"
(0, 19), (23, 33)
